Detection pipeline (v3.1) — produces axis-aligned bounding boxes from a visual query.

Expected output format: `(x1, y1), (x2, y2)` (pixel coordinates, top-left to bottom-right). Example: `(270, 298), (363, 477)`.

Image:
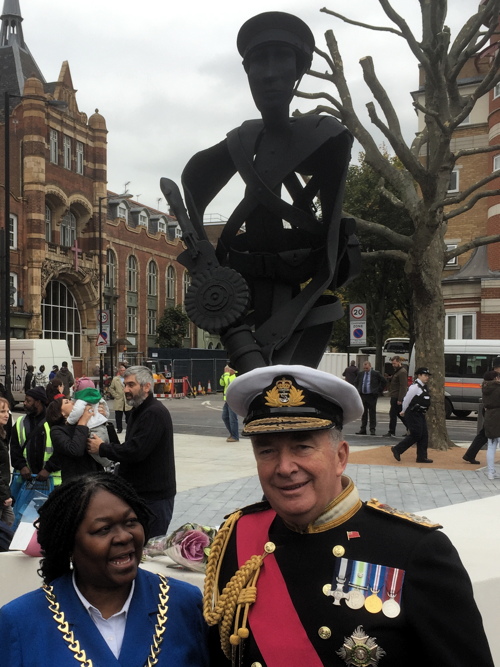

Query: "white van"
(409, 339), (500, 418)
(0, 339), (74, 405)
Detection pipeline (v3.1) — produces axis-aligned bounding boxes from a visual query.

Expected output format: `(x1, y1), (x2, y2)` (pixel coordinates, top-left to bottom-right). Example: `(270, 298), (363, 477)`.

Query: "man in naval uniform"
(203, 365), (493, 667)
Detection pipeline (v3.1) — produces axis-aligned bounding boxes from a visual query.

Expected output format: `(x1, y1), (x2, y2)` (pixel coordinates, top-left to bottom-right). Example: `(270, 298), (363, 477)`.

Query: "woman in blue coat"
(0, 472), (209, 666)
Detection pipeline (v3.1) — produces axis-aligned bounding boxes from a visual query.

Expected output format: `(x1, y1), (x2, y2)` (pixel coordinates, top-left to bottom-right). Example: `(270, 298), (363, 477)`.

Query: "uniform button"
(264, 542), (276, 554)
(318, 626), (331, 640)
(322, 583), (332, 595)
(332, 545), (345, 557)
(251, 663), (263, 667)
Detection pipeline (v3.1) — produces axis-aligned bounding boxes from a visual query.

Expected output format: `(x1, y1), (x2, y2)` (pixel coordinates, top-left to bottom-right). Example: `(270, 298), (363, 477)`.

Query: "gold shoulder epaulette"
(366, 499), (442, 529)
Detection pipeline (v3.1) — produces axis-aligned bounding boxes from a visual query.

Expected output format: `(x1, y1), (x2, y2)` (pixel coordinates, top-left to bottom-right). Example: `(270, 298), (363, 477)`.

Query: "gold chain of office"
(43, 573), (170, 666)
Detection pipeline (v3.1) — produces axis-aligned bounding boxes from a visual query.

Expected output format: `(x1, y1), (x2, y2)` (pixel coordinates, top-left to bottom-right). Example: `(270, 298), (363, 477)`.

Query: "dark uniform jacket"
(481, 378), (500, 439)
(208, 478), (493, 667)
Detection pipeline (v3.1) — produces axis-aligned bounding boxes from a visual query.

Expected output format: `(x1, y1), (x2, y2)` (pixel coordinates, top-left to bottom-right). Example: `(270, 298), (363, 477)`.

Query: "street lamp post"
(2, 92), (12, 405)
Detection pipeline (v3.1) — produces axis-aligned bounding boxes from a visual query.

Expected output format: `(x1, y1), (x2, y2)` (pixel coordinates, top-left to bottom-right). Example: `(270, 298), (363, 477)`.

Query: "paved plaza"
(169, 432), (500, 529)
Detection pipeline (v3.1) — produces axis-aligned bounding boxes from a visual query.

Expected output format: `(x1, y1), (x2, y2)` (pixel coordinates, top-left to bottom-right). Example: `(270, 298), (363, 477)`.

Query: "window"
(148, 309), (157, 336)
(127, 255), (138, 292)
(158, 218), (166, 233)
(9, 273), (17, 307)
(127, 306), (137, 334)
(147, 261), (158, 296)
(9, 213), (17, 249)
(183, 271), (191, 297)
(494, 82), (500, 99)
(105, 249), (116, 289)
(448, 169), (459, 193)
(445, 243), (458, 266)
(118, 204), (128, 221)
(49, 129), (58, 164)
(139, 213), (148, 227)
(445, 313), (476, 340)
(63, 135), (71, 169)
(60, 211), (76, 248)
(166, 266), (176, 303)
(494, 155), (500, 172)
(175, 226), (183, 238)
(45, 206), (52, 242)
(76, 141), (84, 175)
(42, 280), (82, 357)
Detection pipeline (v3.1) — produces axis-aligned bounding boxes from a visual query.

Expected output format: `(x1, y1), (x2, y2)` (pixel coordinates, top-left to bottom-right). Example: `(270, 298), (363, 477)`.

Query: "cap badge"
(265, 377), (305, 408)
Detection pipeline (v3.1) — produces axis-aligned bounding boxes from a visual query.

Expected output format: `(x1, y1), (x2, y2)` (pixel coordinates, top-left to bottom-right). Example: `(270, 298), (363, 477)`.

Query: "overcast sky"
(19, 0), (479, 217)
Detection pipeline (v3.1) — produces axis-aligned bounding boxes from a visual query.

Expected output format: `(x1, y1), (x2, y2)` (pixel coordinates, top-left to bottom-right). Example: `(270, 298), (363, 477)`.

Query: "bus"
(408, 339), (500, 418)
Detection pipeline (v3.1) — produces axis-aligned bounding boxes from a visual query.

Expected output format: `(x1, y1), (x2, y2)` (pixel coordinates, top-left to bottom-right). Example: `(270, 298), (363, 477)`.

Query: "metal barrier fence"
(148, 357), (227, 397)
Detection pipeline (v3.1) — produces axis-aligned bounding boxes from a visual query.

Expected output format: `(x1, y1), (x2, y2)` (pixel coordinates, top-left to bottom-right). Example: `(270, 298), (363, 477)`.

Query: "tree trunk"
(406, 222), (452, 450)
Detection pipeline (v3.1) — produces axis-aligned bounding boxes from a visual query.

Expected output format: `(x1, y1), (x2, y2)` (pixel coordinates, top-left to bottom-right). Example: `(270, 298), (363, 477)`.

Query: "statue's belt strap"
(236, 511), (324, 667)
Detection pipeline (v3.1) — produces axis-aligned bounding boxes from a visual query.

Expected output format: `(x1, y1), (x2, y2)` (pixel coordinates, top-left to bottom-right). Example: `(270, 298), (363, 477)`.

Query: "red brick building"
(414, 11), (500, 340)
(0, 0), (194, 383)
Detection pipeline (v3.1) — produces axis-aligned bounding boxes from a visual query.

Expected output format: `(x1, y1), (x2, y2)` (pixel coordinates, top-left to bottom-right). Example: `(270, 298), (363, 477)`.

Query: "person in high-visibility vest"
(219, 365), (239, 442)
(9, 386), (61, 485)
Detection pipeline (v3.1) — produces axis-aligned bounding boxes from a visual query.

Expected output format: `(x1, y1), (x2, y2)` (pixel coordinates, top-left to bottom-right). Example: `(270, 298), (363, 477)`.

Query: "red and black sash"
(237, 510), (323, 666)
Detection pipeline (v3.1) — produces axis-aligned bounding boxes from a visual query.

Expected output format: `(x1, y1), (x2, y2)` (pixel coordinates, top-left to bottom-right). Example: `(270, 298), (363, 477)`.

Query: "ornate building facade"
(0, 1), (192, 379)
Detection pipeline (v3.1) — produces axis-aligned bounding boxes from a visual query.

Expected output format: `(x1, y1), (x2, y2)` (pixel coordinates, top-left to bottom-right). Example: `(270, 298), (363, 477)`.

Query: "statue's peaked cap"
(237, 11), (314, 75)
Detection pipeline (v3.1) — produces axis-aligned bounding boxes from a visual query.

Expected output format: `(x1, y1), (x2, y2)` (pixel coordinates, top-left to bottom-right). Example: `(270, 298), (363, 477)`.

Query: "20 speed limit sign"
(350, 304), (366, 320)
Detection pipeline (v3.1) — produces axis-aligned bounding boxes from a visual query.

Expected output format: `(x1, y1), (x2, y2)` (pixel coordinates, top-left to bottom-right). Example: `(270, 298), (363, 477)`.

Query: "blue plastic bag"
(12, 476), (54, 530)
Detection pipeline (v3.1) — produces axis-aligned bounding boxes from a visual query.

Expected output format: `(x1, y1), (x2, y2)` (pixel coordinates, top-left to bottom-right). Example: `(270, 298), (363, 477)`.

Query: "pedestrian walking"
(391, 367), (433, 463)
(463, 357), (500, 464)
(355, 361), (386, 435)
(481, 370), (500, 480)
(383, 356), (408, 437)
(220, 365), (239, 442)
(55, 361), (74, 397)
(108, 362), (132, 433)
(342, 360), (358, 385)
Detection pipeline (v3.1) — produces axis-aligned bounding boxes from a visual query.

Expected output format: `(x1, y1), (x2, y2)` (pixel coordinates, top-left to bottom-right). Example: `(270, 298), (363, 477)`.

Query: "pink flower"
(180, 529), (211, 562)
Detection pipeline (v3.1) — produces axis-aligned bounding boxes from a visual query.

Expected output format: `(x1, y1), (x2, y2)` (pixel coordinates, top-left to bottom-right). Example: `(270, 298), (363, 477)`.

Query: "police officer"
(9, 386), (61, 484)
(391, 367), (432, 463)
(204, 364), (493, 666)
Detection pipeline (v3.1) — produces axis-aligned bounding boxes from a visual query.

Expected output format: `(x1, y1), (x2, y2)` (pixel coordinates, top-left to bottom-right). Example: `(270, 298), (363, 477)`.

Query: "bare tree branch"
(444, 187), (500, 220)
(360, 248), (408, 262)
(440, 171), (500, 209)
(454, 144), (500, 160)
(319, 7), (402, 36)
(445, 233), (500, 261)
(343, 210), (413, 250)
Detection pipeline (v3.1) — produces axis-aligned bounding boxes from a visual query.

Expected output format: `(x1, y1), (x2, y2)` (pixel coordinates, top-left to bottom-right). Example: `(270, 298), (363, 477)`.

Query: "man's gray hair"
(124, 365), (154, 392)
(327, 428), (343, 448)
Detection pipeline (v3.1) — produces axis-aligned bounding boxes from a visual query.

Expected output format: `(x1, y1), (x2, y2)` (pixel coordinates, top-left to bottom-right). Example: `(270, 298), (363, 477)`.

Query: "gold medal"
(364, 593), (383, 614)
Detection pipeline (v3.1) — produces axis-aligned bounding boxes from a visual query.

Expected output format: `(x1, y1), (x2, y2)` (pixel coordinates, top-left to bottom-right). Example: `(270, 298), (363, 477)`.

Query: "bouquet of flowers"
(144, 522), (218, 573)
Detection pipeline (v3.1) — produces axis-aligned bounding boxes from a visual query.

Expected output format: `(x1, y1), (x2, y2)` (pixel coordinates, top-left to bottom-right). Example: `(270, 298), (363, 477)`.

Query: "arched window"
(60, 211), (76, 247)
(105, 249), (116, 289)
(147, 260), (158, 296)
(45, 206), (52, 242)
(42, 280), (82, 357)
(127, 255), (138, 292)
(166, 266), (176, 304)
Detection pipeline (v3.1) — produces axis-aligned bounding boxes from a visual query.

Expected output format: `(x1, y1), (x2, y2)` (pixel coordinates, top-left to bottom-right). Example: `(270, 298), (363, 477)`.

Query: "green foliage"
(155, 305), (190, 348)
(331, 155), (413, 354)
